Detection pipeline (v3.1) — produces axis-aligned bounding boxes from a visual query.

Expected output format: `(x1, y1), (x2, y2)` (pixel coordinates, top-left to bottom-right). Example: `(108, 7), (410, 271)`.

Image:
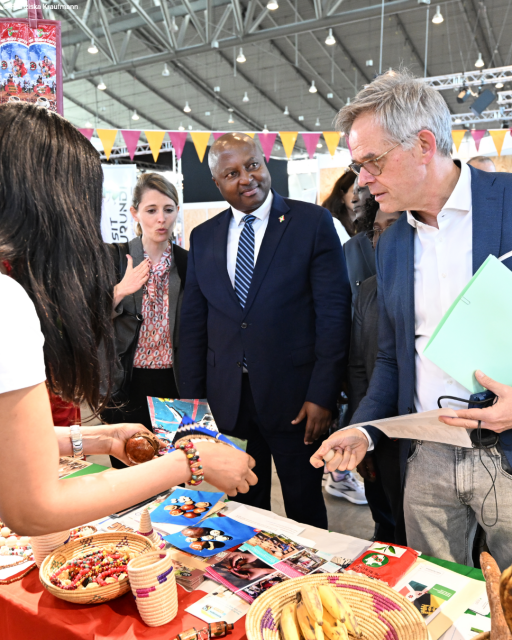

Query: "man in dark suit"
(179, 133), (352, 528)
(312, 70), (512, 569)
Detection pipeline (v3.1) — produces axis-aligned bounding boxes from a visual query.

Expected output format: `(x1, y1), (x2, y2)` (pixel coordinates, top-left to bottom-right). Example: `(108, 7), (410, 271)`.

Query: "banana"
(296, 596), (324, 640)
(318, 586), (361, 639)
(322, 610), (348, 640)
(301, 586), (324, 626)
(280, 602), (303, 640)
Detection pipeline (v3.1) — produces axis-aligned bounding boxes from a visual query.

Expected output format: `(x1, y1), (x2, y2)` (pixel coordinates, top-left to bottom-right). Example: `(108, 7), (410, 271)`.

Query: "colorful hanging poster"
(279, 131), (298, 158)
(323, 131), (341, 157)
(258, 132), (277, 162)
(488, 129), (507, 156)
(451, 130), (466, 152)
(101, 164), (138, 244)
(0, 19), (62, 113)
(301, 132), (322, 159)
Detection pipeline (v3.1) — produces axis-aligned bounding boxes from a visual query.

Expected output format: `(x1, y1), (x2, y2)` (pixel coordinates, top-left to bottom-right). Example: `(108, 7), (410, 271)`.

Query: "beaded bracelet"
(179, 440), (204, 486)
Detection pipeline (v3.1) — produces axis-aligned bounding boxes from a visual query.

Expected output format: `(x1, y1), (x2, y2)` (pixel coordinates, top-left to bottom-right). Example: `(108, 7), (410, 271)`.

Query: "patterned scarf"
(145, 243), (172, 306)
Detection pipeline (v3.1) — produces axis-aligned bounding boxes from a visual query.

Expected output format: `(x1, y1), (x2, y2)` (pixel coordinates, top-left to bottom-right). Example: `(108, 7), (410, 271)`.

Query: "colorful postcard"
(164, 517), (257, 558)
(151, 488), (224, 526)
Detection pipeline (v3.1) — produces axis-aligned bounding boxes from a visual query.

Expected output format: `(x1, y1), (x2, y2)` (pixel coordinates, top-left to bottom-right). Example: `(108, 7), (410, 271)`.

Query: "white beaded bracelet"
(69, 424), (84, 459)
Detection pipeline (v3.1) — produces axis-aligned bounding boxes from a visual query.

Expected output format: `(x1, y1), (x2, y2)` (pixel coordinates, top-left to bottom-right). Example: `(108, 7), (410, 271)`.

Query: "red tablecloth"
(0, 569), (248, 640)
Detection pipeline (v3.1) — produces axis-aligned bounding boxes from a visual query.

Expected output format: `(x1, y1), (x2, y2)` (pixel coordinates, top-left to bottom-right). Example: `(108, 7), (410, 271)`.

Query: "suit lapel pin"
(279, 215), (285, 223)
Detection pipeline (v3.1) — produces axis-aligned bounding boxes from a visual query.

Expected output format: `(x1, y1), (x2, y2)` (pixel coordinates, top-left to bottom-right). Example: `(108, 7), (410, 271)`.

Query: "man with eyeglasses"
(311, 70), (512, 570)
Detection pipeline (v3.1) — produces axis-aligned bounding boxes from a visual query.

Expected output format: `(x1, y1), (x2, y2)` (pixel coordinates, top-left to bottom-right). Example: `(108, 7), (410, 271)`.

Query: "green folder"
(424, 255), (512, 394)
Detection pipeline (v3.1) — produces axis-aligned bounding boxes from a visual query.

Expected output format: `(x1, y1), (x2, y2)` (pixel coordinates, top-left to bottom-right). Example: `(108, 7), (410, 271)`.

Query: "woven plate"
(246, 573), (428, 640)
(39, 532), (154, 605)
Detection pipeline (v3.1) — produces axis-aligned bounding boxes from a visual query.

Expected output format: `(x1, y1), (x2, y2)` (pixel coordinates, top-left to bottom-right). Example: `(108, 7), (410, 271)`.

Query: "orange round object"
(125, 432), (160, 465)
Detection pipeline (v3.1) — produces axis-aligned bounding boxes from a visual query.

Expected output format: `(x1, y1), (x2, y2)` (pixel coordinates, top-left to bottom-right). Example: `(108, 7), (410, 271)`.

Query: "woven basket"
(39, 532), (154, 605)
(246, 573), (428, 640)
(128, 551), (178, 627)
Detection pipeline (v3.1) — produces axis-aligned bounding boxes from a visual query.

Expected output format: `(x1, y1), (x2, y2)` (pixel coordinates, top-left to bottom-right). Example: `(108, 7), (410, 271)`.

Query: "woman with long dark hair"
(102, 173), (187, 468)
(322, 170), (358, 237)
(0, 104), (257, 535)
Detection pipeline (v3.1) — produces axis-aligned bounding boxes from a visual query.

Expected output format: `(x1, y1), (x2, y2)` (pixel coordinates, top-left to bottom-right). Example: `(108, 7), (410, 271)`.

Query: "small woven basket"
(246, 573), (428, 640)
(31, 530), (70, 567)
(128, 550), (178, 627)
(39, 532), (154, 605)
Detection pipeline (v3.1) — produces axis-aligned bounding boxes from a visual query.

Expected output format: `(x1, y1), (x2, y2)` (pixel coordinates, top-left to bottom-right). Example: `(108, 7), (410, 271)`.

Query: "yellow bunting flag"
(244, 132), (255, 138)
(190, 131), (211, 162)
(323, 131), (341, 157)
(96, 129), (118, 161)
(451, 130), (466, 152)
(145, 130), (166, 162)
(488, 129), (508, 156)
(279, 131), (298, 158)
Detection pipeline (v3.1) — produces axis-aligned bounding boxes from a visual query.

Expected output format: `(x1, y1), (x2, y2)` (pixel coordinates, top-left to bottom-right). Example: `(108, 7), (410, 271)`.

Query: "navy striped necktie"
(234, 214), (256, 308)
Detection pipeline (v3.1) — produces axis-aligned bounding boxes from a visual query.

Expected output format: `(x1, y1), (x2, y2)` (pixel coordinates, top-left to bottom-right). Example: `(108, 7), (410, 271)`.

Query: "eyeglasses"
(349, 142), (400, 177)
(365, 227), (383, 242)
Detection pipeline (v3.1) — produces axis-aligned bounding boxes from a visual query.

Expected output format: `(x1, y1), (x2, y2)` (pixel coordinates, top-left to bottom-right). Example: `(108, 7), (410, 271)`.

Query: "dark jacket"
(111, 236), (188, 394)
(351, 166), (512, 482)
(343, 231), (376, 308)
(179, 190), (352, 433)
(347, 275), (378, 420)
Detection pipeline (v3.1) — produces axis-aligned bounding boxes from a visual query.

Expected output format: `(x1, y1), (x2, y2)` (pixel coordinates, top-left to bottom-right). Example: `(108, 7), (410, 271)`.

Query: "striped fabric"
(234, 214), (256, 368)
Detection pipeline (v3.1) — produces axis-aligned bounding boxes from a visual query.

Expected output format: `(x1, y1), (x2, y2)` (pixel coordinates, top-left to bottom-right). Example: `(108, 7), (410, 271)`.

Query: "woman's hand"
(310, 428), (369, 472)
(194, 441), (258, 496)
(107, 423), (165, 465)
(113, 255), (150, 307)
(439, 370), (512, 433)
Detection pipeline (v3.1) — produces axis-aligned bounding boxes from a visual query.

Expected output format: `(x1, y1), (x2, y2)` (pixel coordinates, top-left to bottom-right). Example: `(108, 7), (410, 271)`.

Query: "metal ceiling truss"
(497, 90), (512, 104)
(99, 140), (174, 159)
(423, 66), (512, 90)
(64, 92), (121, 128)
(452, 106), (512, 125)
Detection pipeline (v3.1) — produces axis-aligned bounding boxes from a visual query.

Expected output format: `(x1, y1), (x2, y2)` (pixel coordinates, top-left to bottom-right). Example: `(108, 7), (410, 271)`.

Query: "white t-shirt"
(0, 274), (46, 393)
(332, 217), (351, 245)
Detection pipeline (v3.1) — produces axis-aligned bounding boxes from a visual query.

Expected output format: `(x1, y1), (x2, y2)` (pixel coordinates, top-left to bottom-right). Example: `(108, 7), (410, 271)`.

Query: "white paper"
(349, 408), (472, 447)
(439, 612), (491, 640)
(227, 505), (305, 537)
(467, 592), (490, 617)
(185, 590), (250, 624)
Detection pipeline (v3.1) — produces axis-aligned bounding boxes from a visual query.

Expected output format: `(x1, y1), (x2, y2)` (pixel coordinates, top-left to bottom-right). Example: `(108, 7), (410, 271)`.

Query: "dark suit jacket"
(179, 190), (352, 433)
(111, 237), (187, 393)
(351, 166), (512, 479)
(347, 275), (378, 421)
(343, 231), (376, 308)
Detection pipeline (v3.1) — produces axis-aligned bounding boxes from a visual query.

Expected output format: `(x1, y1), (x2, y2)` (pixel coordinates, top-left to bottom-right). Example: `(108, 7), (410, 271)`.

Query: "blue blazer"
(179, 190), (352, 433)
(351, 166), (512, 478)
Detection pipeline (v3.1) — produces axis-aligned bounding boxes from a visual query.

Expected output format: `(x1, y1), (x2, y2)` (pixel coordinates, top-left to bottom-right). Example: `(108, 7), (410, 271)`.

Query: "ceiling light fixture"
(327, 92), (334, 99)
(315, 117), (320, 126)
(283, 105), (289, 115)
(432, 6), (444, 24)
(188, 125), (193, 130)
(162, 63), (170, 77)
(262, 124), (269, 133)
(236, 48), (246, 63)
(496, 82), (504, 89)
(325, 28), (336, 45)
(228, 114), (235, 124)
(316, 142), (323, 149)
(171, 16), (179, 31)
(84, 121), (93, 128)
(88, 39), (98, 54)
(242, 91), (249, 103)
(97, 77), (106, 90)
(309, 80), (317, 94)
(132, 109), (140, 121)
(475, 52), (484, 68)
(183, 101), (191, 113)
(178, 122), (185, 131)
(267, 0), (279, 9)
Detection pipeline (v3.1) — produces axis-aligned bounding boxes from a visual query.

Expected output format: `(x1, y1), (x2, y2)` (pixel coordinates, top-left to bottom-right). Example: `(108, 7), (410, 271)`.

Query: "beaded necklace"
(50, 547), (131, 590)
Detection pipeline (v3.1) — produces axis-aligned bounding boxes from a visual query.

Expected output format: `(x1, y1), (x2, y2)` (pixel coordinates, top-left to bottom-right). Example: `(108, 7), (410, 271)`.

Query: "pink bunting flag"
(301, 132), (322, 159)
(258, 132), (277, 162)
(212, 132), (227, 140)
(78, 128), (94, 141)
(121, 130), (141, 160)
(168, 131), (188, 160)
(471, 129), (487, 152)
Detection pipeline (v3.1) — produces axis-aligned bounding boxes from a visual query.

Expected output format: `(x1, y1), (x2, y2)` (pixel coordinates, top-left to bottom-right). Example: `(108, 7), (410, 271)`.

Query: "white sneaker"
(324, 471), (367, 505)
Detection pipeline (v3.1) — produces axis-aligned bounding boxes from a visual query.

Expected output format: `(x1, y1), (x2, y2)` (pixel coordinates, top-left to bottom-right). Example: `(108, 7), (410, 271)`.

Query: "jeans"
(404, 440), (512, 571)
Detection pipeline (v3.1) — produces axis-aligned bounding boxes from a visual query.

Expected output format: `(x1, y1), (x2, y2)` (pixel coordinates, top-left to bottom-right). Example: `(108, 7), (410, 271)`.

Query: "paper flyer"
(164, 517), (257, 557)
(151, 488), (224, 526)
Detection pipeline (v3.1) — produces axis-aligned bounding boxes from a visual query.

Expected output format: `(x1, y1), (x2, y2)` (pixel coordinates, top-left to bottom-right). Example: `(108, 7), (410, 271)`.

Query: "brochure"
(346, 542), (418, 586)
(164, 517), (257, 557)
(58, 456), (92, 479)
(151, 488), (224, 527)
(185, 588), (251, 622)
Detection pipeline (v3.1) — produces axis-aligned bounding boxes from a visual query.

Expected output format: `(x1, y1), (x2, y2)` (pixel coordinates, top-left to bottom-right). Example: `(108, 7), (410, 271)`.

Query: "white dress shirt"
(356, 162), (474, 449)
(332, 217), (350, 245)
(227, 190), (273, 287)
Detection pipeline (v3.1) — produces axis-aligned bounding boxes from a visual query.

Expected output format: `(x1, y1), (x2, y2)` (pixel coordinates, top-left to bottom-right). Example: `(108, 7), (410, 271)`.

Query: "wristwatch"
(69, 424), (84, 459)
